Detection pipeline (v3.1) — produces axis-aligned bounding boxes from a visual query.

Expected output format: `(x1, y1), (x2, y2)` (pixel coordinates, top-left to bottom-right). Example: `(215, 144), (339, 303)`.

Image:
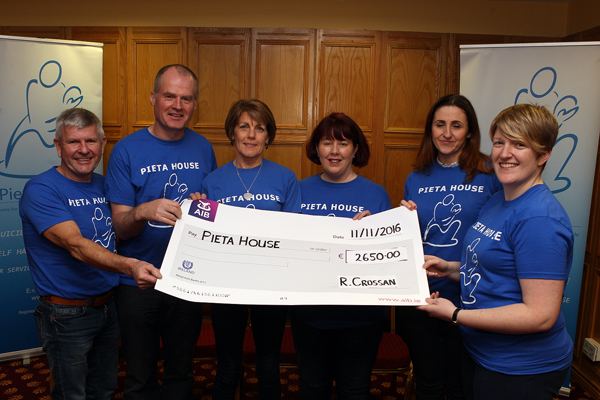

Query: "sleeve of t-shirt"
(281, 172), (302, 213)
(104, 145), (135, 207)
(403, 173), (413, 201)
(21, 181), (73, 235)
(208, 148), (218, 172)
(378, 186), (392, 213)
(512, 217), (572, 281)
(201, 175), (212, 199)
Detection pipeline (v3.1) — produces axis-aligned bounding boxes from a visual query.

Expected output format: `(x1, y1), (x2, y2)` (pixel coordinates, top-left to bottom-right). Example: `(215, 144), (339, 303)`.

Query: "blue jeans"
(396, 306), (465, 400)
(115, 284), (203, 400)
(290, 316), (384, 400)
(34, 297), (119, 400)
(211, 303), (288, 400)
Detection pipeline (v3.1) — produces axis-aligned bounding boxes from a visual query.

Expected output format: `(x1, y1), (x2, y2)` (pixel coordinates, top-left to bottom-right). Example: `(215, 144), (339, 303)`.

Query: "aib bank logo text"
(189, 199), (218, 222)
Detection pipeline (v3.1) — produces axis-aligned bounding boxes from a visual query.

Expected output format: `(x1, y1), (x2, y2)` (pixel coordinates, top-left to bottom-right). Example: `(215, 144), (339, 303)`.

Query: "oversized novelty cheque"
(155, 200), (429, 305)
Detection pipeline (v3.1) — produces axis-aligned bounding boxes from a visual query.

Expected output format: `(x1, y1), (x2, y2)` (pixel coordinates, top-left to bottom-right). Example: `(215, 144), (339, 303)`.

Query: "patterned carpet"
(0, 356), (595, 400)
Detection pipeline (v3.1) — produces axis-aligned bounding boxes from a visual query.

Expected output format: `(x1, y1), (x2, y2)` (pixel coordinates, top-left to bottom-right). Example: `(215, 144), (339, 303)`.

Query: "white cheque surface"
(155, 200), (429, 306)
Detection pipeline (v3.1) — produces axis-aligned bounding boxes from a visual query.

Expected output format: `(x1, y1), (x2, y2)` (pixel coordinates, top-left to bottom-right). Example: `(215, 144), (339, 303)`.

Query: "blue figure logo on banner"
(514, 67), (578, 194)
(0, 60), (83, 179)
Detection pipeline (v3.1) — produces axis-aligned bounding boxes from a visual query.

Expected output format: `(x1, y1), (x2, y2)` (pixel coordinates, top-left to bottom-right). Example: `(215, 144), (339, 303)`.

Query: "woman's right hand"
(423, 255), (461, 282)
(400, 199), (417, 211)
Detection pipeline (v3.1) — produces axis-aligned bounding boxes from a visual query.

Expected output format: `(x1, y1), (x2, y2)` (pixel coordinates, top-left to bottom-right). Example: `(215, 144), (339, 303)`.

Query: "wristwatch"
(451, 307), (461, 325)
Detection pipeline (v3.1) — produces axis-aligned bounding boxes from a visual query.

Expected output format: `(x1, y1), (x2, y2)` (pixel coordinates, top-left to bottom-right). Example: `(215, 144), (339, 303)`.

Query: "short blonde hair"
(490, 103), (558, 158)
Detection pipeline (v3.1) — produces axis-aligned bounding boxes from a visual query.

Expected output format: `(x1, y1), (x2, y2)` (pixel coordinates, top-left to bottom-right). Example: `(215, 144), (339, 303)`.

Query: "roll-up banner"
(460, 42), (600, 395)
(0, 35), (103, 361)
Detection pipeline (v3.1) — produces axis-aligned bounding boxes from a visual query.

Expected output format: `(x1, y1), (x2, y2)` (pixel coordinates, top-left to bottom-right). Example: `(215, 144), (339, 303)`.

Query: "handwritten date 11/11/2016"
(350, 223), (401, 239)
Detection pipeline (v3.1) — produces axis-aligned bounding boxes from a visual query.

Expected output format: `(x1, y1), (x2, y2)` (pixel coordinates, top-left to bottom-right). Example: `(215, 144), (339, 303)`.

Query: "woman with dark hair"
(419, 103), (573, 400)
(396, 94), (501, 400)
(195, 99), (301, 400)
(290, 112), (391, 399)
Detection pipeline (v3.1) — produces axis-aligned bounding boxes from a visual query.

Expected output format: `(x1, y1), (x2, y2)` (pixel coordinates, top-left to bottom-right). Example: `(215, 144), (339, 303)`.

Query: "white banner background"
(460, 42), (600, 394)
(0, 35), (103, 361)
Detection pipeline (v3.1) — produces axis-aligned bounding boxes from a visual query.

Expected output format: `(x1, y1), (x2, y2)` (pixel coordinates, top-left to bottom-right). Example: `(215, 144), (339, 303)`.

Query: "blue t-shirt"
(201, 159), (301, 213)
(293, 174), (392, 329)
(104, 127), (217, 284)
(20, 167), (119, 298)
(404, 162), (501, 304)
(460, 184), (573, 374)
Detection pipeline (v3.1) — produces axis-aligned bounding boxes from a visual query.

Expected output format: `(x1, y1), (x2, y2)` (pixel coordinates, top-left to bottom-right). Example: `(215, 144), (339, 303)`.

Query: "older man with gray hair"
(19, 107), (161, 400)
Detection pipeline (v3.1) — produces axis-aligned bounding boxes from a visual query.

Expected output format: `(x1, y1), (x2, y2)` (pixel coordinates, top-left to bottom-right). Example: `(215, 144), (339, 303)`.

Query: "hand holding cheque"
(155, 199), (429, 305)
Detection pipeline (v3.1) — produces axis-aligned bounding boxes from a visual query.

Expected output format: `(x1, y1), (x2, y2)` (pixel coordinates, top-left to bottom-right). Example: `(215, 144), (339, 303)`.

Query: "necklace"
(235, 161), (263, 200)
(436, 157), (459, 168)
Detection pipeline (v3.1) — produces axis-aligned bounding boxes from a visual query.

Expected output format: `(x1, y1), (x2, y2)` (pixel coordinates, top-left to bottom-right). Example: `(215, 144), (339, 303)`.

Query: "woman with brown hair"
(290, 112), (392, 399)
(198, 98), (302, 400)
(396, 94), (501, 400)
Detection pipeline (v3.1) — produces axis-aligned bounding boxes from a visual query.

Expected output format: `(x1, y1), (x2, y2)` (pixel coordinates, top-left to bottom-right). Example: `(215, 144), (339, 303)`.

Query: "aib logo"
(190, 199), (218, 222)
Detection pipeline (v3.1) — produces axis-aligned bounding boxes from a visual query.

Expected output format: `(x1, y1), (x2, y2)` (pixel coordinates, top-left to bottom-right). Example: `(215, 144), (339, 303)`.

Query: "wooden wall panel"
(188, 28), (250, 138)
(574, 265), (600, 396)
(68, 27), (127, 173)
(316, 30), (381, 181)
(256, 42), (307, 129)
(386, 47), (439, 130)
(317, 31), (381, 132)
(251, 29), (316, 179)
(127, 27), (187, 133)
(382, 33), (446, 134)
(68, 28), (126, 130)
(592, 268), (600, 338)
(100, 42), (122, 125)
(212, 143), (237, 169)
(575, 262), (591, 352)
(375, 33), (447, 196)
(319, 45), (376, 132)
(586, 146), (600, 258)
(384, 145), (419, 207)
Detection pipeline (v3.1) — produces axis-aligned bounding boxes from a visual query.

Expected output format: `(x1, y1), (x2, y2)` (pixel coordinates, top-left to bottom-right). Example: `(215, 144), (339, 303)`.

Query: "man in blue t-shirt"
(105, 64), (217, 400)
(20, 108), (161, 400)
